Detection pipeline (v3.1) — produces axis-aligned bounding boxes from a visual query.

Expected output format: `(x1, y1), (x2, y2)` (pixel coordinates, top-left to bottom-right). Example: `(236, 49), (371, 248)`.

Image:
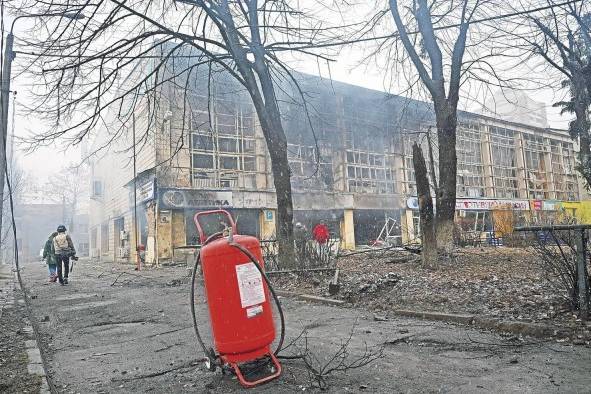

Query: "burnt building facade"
(87, 55), (583, 263)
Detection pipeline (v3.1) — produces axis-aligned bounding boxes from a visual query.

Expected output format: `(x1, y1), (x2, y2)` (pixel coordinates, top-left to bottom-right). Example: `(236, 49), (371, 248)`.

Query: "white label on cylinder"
(235, 262), (266, 308)
(246, 305), (263, 318)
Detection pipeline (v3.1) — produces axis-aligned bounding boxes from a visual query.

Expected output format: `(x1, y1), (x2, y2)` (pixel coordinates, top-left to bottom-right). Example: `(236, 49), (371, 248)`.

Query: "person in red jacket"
(312, 222), (330, 244)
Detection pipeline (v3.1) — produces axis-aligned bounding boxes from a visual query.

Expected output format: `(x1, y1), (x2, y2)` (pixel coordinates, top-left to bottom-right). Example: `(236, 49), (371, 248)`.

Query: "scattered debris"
(165, 278), (183, 287)
(274, 247), (591, 339)
(373, 313), (388, 322)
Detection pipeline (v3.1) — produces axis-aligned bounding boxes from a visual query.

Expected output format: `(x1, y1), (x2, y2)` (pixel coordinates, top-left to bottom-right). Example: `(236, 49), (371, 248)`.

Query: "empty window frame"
(550, 140), (578, 201)
(457, 124), (485, 197)
(345, 132), (395, 194)
(287, 144), (334, 191)
(490, 126), (518, 198)
(341, 107), (396, 195)
(190, 97), (257, 189)
(522, 133), (549, 199)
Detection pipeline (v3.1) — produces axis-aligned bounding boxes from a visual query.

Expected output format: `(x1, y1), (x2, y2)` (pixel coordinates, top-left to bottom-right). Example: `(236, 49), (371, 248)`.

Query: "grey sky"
(6, 8), (572, 187)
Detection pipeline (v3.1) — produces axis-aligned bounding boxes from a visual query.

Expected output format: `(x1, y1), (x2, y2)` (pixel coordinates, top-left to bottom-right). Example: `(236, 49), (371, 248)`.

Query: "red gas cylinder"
(195, 210), (281, 387)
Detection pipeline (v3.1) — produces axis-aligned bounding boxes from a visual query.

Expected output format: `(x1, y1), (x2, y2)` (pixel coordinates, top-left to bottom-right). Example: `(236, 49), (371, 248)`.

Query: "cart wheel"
(204, 348), (217, 372)
(221, 363), (234, 376)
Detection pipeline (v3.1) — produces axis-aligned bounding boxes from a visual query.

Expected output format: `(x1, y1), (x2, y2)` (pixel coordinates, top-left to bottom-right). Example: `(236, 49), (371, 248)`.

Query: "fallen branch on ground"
(279, 319), (384, 390)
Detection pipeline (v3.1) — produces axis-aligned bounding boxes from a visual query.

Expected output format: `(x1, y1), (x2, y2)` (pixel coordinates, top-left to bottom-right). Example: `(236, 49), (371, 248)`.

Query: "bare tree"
(530, 228), (590, 314)
(384, 0), (483, 253)
(38, 165), (89, 231)
(1, 163), (26, 262)
(15, 0), (340, 266)
(522, 1), (591, 188)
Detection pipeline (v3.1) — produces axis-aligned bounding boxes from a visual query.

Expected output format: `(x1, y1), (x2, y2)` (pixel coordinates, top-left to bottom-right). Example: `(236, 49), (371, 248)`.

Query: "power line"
(9, 0), (585, 59)
(13, 50), (205, 59)
(272, 0), (584, 51)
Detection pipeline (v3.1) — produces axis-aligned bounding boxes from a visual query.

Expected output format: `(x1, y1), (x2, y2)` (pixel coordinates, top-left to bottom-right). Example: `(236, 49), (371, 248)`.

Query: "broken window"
(522, 133), (549, 199)
(345, 139), (396, 194)
(287, 143), (334, 191)
(190, 94), (258, 189)
(457, 123), (484, 198)
(490, 126), (518, 198)
(550, 140), (579, 201)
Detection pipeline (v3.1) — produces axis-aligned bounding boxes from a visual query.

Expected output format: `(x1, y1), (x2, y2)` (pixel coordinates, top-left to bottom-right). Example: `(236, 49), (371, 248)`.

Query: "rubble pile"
(274, 247), (586, 327)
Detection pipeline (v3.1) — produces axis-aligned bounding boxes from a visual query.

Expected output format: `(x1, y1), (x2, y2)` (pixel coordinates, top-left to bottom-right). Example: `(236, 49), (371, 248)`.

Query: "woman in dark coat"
(42, 232), (58, 282)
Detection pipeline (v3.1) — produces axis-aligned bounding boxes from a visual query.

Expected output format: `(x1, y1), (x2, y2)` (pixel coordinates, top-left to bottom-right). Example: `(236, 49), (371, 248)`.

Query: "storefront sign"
(531, 200), (543, 210)
(159, 189), (232, 209)
(137, 179), (155, 203)
(455, 199), (529, 211)
(542, 201), (560, 211)
(407, 197), (530, 211)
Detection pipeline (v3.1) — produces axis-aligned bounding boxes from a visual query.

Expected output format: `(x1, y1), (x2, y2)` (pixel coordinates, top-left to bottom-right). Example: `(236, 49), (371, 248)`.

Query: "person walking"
(53, 225), (76, 285)
(42, 232), (58, 282)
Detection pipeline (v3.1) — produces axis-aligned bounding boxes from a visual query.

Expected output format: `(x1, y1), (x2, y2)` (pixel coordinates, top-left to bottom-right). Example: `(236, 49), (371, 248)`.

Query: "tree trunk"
(572, 69), (591, 189)
(434, 100), (458, 254)
(258, 110), (296, 268)
(412, 142), (437, 269)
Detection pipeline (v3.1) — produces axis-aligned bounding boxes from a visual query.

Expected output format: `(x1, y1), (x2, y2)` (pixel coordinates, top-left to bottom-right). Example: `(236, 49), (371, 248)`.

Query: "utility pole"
(132, 112), (141, 271)
(0, 12), (85, 264)
(0, 33), (14, 262)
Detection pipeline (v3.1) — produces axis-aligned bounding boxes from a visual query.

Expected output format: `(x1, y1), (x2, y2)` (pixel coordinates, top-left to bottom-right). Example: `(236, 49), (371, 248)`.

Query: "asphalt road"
(19, 258), (591, 393)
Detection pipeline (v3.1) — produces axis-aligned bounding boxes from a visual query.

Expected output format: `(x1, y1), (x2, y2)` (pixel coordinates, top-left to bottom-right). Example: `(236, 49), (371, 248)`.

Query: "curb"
(389, 310), (579, 340)
(391, 309), (474, 325)
(19, 302), (51, 394)
(12, 271), (52, 393)
(275, 290), (585, 340)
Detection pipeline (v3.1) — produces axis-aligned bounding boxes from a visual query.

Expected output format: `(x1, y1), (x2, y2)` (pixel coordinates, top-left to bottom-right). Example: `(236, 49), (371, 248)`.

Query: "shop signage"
(137, 179), (155, 203)
(542, 201), (560, 211)
(531, 200), (543, 210)
(406, 197), (530, 211)
(456, 199), (529, 211)
(159, 189), (233, 209)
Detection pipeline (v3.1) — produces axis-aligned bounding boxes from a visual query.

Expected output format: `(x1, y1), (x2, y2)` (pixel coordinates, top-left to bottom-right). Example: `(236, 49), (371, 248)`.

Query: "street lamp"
(0, 10), (86, 260)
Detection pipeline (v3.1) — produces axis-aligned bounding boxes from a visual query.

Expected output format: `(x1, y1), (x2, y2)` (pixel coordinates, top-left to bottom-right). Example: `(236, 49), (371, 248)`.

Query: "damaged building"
(87, 50), (586, 263)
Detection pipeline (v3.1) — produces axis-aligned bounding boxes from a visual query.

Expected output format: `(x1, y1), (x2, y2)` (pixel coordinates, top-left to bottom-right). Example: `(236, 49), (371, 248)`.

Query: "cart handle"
(193, 210), (237, 244)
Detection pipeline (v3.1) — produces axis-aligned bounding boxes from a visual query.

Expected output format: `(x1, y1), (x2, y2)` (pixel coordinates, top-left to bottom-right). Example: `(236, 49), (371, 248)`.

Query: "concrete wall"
(88, 100), (157, 262)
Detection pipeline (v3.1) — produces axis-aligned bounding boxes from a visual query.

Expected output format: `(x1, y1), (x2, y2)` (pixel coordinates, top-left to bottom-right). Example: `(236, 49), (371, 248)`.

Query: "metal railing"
(260, 238), (339, 272)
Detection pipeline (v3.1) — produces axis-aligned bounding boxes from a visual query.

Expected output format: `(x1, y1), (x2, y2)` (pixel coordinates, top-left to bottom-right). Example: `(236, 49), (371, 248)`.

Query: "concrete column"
(171, 211), (186, 261)
(515, 133), (528, 198)
(340, 209), (355, 250)
(481, 125), (495, 197)
(405, 209), (417, 243)
(543, 141), (555, 200)
(145, 202), (157, 264)
(392, 154), (406, 194)
(157, 209), (172, 261)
